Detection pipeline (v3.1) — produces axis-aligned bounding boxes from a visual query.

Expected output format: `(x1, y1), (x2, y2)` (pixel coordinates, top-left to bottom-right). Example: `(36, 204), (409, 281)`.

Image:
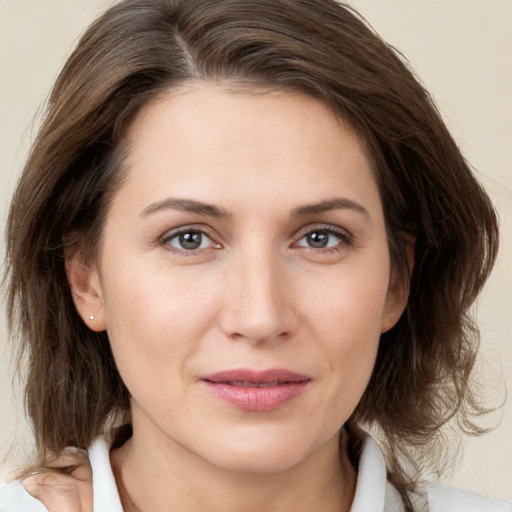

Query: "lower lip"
(202, 381), (309, 411)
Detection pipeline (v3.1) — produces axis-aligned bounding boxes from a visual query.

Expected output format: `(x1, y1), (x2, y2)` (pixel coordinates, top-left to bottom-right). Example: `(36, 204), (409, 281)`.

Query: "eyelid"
(292, 223), (353, 249)
(159, 224), (222, 253)
(156, 222), (353, 255)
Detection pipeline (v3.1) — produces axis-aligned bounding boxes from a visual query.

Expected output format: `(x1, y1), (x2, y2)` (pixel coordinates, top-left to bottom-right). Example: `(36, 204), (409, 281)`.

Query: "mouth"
(200, 369), (311, 411)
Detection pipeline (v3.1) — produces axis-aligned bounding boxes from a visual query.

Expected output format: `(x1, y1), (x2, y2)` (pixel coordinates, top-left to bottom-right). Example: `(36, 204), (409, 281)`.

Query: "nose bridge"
(222, 240), (295, 343)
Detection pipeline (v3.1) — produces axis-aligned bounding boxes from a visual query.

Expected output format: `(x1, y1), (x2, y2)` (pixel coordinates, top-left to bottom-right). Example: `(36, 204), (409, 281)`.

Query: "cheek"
(100, 258), (222, 387)
(303, 259), (390, 344)
(300, 262), (389, 406)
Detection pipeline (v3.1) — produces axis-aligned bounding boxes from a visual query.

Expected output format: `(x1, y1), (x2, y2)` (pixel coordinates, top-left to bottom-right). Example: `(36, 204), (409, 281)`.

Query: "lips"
(200, 369), (310, 411)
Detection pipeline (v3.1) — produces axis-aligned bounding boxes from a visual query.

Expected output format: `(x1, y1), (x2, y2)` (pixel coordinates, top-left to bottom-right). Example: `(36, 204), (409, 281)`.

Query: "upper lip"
(200, 368), (310, 384)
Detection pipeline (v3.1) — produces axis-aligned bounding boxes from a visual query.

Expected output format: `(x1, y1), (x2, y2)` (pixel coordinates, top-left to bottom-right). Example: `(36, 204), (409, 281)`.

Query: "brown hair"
(4, 0), (499, 509)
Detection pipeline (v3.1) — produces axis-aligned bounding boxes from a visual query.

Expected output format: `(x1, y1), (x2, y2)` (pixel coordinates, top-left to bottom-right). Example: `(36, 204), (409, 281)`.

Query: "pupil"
(307, 231), (329, 248)
(180, 232), (202, 250)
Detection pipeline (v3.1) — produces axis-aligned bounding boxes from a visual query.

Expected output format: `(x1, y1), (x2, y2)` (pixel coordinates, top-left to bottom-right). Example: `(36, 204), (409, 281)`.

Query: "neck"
(111, 422), (356, 512)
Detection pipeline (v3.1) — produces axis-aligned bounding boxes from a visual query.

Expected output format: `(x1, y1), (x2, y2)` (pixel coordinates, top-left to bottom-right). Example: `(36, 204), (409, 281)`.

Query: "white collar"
(350, 434), (389, 512)
(89, 436), (123, 512)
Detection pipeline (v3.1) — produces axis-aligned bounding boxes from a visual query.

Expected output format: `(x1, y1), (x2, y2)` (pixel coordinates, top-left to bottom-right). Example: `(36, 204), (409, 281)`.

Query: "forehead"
(114, 83), (381, 219)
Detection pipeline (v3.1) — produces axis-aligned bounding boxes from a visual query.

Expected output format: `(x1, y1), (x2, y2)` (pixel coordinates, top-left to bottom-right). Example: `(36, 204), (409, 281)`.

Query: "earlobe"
(381, 281), (408, 333)
(65, 248), (107, 332)
(381, 235), (415, 333)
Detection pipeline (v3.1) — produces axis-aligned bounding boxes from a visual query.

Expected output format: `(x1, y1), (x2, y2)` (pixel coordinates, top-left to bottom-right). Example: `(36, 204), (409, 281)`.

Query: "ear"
(381, 235), (415, 333)
(65, 247), (107, 332)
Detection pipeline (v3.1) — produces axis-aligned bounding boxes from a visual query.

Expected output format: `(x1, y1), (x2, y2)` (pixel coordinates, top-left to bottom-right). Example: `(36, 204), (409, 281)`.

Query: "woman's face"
(76, 84), (407, 473)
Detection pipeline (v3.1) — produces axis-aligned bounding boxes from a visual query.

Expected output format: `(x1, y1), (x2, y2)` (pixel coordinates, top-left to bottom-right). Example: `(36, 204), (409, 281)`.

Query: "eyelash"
(159, 224), (353, 256)
(294, 224), (353, 253)
(159, 226), (220, 256)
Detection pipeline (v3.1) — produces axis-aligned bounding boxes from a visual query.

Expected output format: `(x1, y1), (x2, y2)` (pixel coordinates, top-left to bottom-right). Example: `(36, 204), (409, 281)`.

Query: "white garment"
(1, 433), (510, 512)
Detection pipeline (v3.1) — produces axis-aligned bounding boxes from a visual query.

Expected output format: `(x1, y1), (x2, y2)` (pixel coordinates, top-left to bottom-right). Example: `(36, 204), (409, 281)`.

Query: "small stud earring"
(89, 315), (95, 320)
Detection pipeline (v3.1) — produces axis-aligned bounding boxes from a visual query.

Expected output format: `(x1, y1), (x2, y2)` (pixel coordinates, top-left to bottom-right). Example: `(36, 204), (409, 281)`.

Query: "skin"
(67, 83), (408, 512)
(22, 452), (93, 512)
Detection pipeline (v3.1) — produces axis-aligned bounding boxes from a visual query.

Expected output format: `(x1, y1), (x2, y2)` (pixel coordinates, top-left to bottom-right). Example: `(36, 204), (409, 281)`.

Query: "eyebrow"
(291, 198), (370, 219)
(139, 196), (369, 220)
(139, 198), (231, 218)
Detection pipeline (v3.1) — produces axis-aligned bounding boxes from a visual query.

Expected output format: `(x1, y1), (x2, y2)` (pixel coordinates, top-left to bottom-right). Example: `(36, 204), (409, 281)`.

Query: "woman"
(1, 0), (510, 511)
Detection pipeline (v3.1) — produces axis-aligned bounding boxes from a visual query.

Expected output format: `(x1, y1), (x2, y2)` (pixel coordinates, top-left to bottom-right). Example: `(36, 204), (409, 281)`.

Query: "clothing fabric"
(1, 432), (510, 512)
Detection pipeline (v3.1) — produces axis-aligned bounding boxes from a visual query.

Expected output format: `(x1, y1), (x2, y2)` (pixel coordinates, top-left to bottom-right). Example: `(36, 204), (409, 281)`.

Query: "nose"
(220, 249), (298, 344)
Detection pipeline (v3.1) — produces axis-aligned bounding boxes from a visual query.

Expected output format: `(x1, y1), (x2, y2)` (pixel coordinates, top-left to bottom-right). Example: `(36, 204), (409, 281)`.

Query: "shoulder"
(424, 483), (512, 512)
(0, 479), (49, 512)
(0, 436), (122, 512)
(356, 432), (511, 512)
(385, 482), (512, 512)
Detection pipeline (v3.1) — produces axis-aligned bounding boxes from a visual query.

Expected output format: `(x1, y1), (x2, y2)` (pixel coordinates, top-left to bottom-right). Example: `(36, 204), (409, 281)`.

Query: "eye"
(165, 229), (218, 252)
(295, 228), (348, 250)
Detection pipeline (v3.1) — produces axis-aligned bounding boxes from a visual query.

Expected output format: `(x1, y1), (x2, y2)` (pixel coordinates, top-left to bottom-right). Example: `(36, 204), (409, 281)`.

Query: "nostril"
(220, 307), (297, 344)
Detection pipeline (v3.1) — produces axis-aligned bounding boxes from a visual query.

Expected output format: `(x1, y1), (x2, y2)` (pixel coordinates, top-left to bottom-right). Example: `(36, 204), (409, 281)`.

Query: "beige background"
(1, 0), (511, 502)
